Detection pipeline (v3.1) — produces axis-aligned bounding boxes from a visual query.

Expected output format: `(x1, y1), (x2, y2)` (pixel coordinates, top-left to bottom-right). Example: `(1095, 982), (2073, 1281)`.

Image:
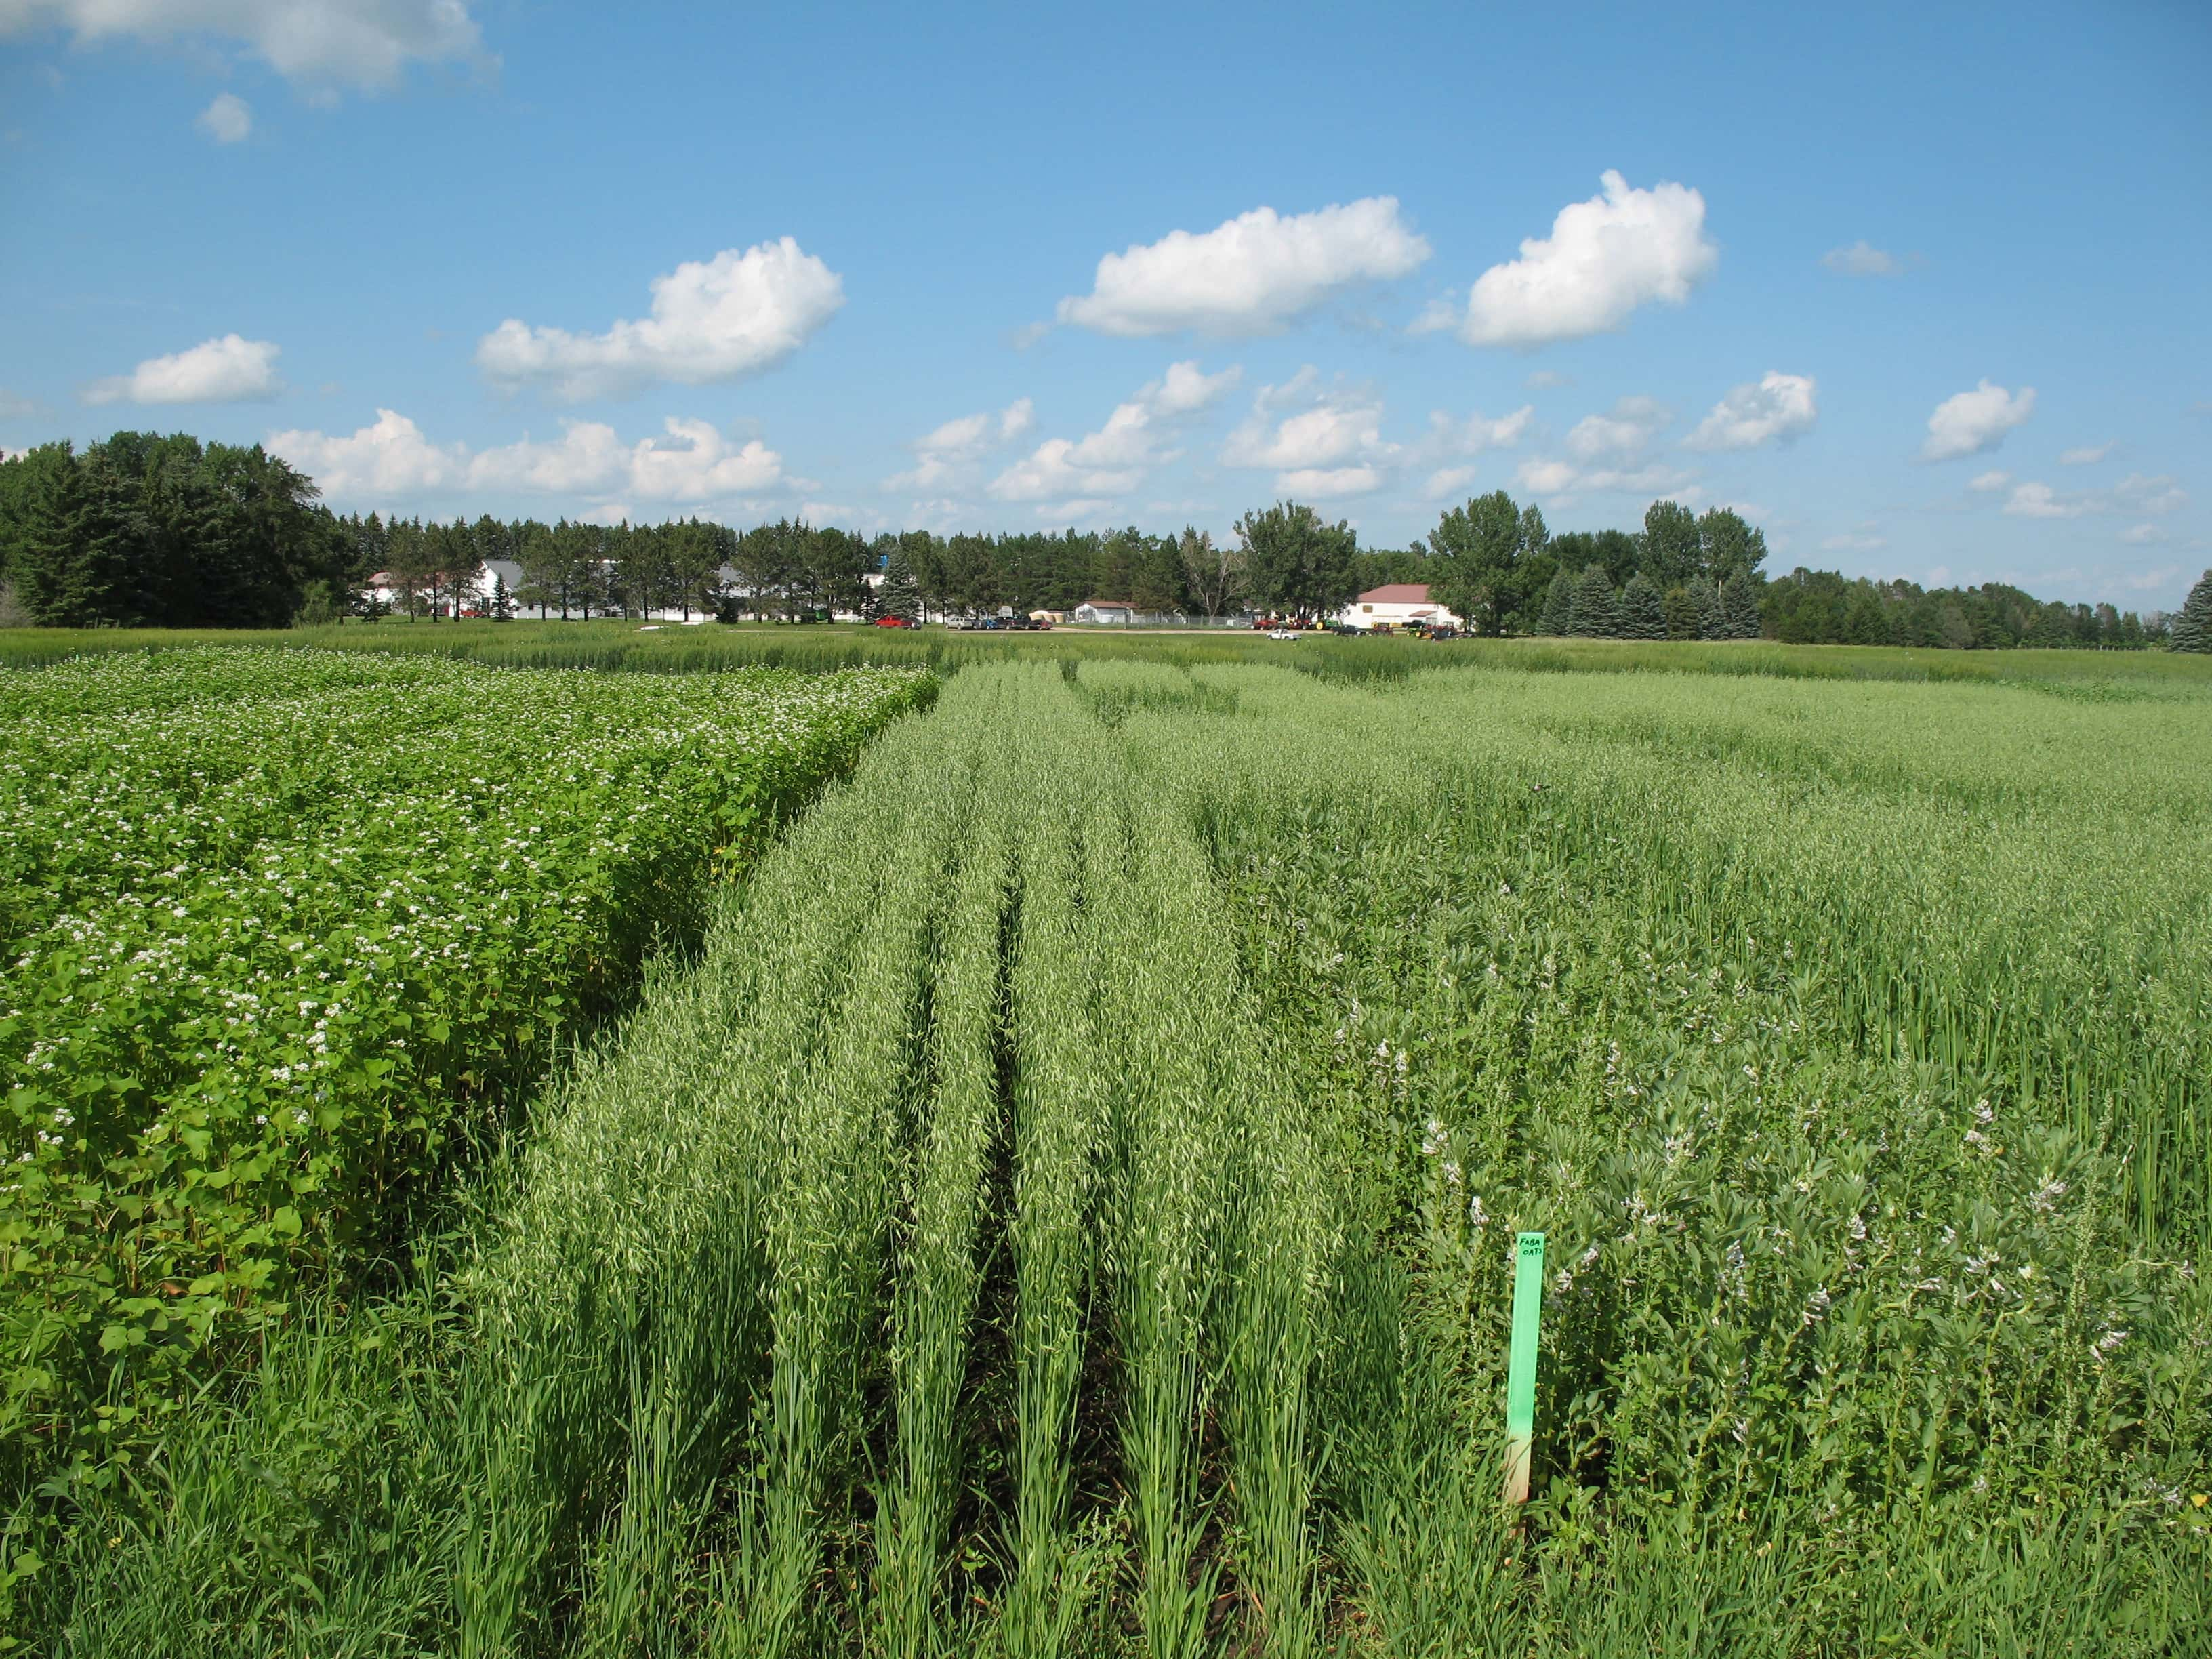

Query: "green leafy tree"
(1539, 567), (1576, 636)
(1641, 500), (1704, 588)
(1236, 501), (1359, 619)
(2171, 569), (2212, 653)
(1427, 491), (1547, 635)
(1697, 507), (1769, 586)
(1620, 571), (1667, 640)
(1569, 563), (1620, 637)
(1179, 527), (1245, 619)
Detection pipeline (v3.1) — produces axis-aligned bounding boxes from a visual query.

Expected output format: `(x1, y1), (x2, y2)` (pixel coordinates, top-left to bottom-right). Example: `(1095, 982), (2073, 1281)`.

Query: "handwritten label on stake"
(1504, 1231), (1544, 1505)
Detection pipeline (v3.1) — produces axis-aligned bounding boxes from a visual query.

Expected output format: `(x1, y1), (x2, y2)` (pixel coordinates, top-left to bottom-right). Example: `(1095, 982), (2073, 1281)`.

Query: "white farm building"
(1338, 583), (1463, 632)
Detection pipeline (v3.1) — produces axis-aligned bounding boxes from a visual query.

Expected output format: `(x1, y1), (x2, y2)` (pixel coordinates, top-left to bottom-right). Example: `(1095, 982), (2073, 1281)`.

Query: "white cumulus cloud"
(1822, 241), (1902, 276)
(268, 409), (787, 506)
(1564, 395), (1672, 464)
(2112, 472), (2186, 514)
(1275, 466), (1381, 499)
(989, 362), (1237, 504)
(1425, 405), (1534, 456)
(1057, 197), (1430, 337)
(268, 408), (464, 496)
(1687, 371), (1818, 450)
(886, 398), (1036, 490)
(2119, 524), (2167, 546)
(1431, 171), (1717, 348)
(2003, 481), (2085, 520)
(1969, 469), (2011, 493)
(1922, 380), (2036, 462)
(1989, 472), (2185, 522)
(2058, 442), (2112, 465)
(1513, 454), (1692, 501)
(85, 333), (283, 404)
(1220, 367), (1395, 499)
(0, 0), (489, 91)
(196, 91), (251, 142)
(477, 238), (844, 402)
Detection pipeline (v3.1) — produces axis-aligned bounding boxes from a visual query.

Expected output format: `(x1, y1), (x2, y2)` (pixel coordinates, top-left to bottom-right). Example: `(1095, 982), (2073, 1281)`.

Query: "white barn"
(1338, 583), (1464, 632)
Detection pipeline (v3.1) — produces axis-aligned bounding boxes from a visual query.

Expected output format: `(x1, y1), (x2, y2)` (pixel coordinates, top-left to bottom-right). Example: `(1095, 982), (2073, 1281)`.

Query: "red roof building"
(1341, 582), (1463, 630)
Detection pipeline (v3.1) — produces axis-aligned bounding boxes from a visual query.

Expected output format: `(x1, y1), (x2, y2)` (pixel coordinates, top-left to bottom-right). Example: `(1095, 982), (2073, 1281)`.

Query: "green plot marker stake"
(1504, 1231), (1545, 1506)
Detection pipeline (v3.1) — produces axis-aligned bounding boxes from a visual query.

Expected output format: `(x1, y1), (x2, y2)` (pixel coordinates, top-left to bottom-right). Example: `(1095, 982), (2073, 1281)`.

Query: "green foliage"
(0, 434), (340, 628)
(1235, 501), (1359, 619)
(1540, 567), (1576, 637)
(1698, 506), (1769, 584)
(0, 649), (933, 1504)
(1618, 571), (1666, 640)
(1427, 491), (1551, 636)
(1569, 563), (1619, 637)
(878, 544), (922, 623)
(1722, 567), (1765, 639)
(2172, 569), (2211, 653)
(1641, 499), (1703, 588)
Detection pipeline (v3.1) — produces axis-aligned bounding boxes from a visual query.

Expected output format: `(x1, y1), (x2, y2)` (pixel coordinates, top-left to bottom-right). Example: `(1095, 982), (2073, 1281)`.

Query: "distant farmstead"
(1338, 583), (1464, 632)
(1073, 598), (1139, 626)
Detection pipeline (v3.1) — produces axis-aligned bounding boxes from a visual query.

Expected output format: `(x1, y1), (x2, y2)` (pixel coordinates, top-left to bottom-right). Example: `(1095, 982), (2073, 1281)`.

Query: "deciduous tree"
(1236, 501), (1359, 619)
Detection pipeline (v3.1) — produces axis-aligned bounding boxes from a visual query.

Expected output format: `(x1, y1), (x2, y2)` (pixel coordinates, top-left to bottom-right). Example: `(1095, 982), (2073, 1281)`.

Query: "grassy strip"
(6, 619), (2211, 689)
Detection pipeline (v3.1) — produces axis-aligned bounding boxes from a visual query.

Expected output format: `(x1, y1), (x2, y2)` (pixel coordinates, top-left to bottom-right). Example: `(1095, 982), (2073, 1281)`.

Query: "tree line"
(1, 430), (2200, 651)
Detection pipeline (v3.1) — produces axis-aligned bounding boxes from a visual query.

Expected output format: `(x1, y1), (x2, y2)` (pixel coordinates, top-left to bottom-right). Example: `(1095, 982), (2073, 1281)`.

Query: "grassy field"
(3, 619), (2210, 691)
(18, 646), (2209, 1656)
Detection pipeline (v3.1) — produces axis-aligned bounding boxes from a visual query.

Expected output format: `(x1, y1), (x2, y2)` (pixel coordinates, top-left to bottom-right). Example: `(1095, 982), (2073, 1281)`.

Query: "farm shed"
(1338, 583), (1465, 632)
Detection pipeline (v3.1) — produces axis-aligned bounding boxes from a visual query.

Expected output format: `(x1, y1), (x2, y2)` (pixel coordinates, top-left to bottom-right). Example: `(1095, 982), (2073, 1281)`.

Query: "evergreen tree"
(879, 544), (922, 622)
(1696, 581), (1726, 640)
(1662, 585), (1700, 640)
(14, 445), (140, 626)
(1569, 562), (1620, 637)
(2172, 569), (2212, 653)
(1539, 566), (1576, 635)
(1620, 571), (1666, 640)
(1723, 569), (1765, 638)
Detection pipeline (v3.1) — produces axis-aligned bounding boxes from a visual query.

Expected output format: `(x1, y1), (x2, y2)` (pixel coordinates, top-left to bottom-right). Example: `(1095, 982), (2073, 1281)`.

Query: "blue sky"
(2, 0), (2207, 608)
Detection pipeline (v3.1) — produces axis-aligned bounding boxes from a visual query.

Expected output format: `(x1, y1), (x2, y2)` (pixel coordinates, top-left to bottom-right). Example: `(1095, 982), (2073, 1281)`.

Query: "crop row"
(0, 647), (933, 1493)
